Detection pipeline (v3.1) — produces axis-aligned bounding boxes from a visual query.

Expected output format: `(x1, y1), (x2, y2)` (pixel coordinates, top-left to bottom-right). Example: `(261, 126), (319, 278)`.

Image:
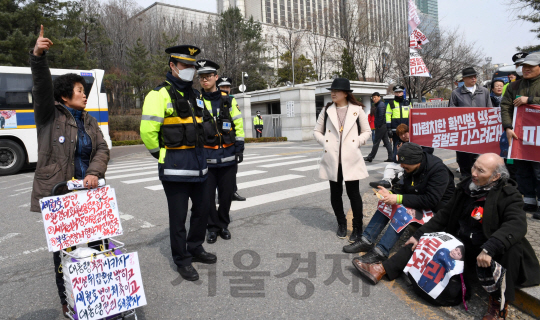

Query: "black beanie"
(397, 143), (423, 164)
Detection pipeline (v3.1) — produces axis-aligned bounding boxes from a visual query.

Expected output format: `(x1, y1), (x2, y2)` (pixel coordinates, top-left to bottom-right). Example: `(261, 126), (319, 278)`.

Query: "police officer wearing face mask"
(140, 45), (217, 282)
(502, 52), (529, 96)
(385, 85), (410, 161)
(196, 60), (245, 244)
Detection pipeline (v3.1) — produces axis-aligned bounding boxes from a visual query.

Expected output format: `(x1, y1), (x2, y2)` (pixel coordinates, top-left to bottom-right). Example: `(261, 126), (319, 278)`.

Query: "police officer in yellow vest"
(386, 85), (410, 161)
(195, 59), (245, 244)
(217, 76), (247, 201)
(253, 111), (264, 138)
(140, 45), (216, 282)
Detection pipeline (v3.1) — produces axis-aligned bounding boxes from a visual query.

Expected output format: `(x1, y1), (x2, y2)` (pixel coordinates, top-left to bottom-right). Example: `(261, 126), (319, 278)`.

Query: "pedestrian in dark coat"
(364, 92), (393, 162)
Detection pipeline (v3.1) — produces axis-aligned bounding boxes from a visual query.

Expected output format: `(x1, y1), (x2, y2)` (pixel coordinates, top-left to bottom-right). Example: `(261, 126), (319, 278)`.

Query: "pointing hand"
(33, 25), (54, 57)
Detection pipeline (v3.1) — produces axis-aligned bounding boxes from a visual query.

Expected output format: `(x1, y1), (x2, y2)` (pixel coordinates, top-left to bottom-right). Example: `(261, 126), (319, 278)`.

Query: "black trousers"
(368, 125), (392, 159)
(206, 165), (237, 232)
(255, 125), (263, 138)
(329, 164), (364, 229)
(456, 152), (477, 178)
(392, 132), (403, 162)
(53, 240), (104, 305)
(162, 180), (207, 267)
(383, 239), (523, 302)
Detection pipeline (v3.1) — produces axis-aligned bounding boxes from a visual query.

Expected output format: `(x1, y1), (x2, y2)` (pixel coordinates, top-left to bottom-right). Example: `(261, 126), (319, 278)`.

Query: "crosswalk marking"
(107, 171), (156, 180)
(241, 154), (282, 161)
(107, 160), (156, 168)
(231, 181), (328, 211)
(145, 185), (164, 191)
(106, 165), (157, 175)
(143, 170), (268, 191)
(239, 155), (305, 166)
(237, 174), (303, 189)
(291, 164), (319, 171)
(259, 158), (318, 168)
(122, 176), (159, 184)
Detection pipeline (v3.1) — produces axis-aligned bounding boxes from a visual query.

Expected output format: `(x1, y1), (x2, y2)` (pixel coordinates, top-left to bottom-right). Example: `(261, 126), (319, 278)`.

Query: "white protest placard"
(410, 29), (430, 49)
(403, 232), (465, 299)
(410, 48), (431, 77)
(66, 252), (147, 320)
(40, 186), (123, 252)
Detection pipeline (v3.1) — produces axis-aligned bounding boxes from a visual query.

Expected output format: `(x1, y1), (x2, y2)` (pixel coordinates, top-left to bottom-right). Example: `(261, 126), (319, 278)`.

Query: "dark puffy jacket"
(29, 53), (109, 212)
(396, 153), (455, 213)
(374, 100), (387, 128)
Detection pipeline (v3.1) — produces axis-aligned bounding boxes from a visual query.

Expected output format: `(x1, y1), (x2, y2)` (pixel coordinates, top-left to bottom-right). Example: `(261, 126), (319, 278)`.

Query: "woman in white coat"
(314, 78), (372, 243)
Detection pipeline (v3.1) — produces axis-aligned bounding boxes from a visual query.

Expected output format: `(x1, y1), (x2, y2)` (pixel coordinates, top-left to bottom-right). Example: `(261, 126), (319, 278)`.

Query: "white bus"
(0, 66), (112, 175)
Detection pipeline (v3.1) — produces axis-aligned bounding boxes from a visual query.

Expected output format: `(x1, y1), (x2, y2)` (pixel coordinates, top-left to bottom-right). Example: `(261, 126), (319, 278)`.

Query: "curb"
(513, 286), (540, 318)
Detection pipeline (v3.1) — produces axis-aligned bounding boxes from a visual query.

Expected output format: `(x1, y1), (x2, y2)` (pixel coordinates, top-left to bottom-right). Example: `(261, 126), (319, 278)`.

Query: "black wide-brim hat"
(326, 78), (353, 92)
(462, 67), (478, 78)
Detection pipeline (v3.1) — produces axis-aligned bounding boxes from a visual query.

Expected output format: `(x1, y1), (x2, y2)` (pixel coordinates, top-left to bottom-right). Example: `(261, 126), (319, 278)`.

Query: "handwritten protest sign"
(410, 107), (503, 155)
(66, 252), (147, 320)
(40, 186), (123, 252)
(377, 201), (433, 233)
(404, 232), (465, 299)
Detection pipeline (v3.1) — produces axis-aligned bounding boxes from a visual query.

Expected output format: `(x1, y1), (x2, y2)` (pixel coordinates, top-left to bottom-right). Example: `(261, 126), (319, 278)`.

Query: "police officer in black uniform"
(217, 76), (246, 202)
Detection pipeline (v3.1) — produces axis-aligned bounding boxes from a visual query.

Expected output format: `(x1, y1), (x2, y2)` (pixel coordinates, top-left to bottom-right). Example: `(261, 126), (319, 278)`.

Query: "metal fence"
(251, 114), (282, 138)
(412, 101), (449, 108)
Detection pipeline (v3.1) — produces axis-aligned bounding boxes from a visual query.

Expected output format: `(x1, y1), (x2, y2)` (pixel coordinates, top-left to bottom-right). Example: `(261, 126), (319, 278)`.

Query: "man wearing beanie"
(343, 143), (455, 263)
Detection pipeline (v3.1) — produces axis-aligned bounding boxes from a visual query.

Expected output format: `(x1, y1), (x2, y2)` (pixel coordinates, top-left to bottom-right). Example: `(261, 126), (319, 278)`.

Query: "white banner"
(408, 0), (421, 35)
(410, 48), (431, 77)
(410, 29), (430, 49)
(40, 186), (123, 252)
(404, 232), (465, 299)
(66, 252), (147, 320)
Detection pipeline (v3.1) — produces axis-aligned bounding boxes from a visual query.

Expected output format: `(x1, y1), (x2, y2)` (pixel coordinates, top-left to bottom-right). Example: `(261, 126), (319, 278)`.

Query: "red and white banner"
(509, 104), (540, 162)
(410, 29), (430, 49)
(410, 107), (503, 154)
(410, 48), (431, 77)
(408, 0), (421, 35)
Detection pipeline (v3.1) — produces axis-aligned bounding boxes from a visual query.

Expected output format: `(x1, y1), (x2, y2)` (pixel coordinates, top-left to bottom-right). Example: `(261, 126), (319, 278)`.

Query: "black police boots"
(178, 265), (199, 281)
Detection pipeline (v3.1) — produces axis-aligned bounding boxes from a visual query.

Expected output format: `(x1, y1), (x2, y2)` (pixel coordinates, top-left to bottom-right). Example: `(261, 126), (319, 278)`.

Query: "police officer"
(217, 77), (247, 202)
(140, 45), (216, 281)
(386, 85), (410, 161)
(502, 52), (528, 96)
(254, 111), (264, 138)
(196, 60), (245, 244)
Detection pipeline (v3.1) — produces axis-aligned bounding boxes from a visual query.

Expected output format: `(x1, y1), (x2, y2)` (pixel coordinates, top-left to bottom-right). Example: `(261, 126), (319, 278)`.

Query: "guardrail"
(412, 101), (449, 108)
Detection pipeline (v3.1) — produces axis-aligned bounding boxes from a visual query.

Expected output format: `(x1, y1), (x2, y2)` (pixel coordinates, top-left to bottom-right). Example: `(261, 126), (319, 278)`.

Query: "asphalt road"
(0, 141), (463, 320)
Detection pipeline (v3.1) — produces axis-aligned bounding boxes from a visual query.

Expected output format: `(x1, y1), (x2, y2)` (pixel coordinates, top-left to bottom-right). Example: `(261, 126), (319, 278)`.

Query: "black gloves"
(235, 153), (243, 163)
(151, 151), (160, 160)
(387, 130), (393, 139)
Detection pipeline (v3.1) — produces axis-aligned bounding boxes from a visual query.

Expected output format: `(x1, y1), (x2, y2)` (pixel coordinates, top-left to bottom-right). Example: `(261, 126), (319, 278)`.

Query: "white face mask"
(174, 65), (196, 81)
(516, 65), (523, 77)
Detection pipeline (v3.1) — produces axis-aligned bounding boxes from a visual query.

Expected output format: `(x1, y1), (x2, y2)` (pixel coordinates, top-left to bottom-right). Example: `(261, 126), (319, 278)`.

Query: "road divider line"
(259, 158), (319, 168)
(122, 176), (160, 184)
(291, 164), (319, 171)
(237, 174), (304, 189)
(242, 154), (282, 160)
(107, 160), (157, 168)
(106, 171), (156, 180)
(106, 165), (157, 175)
(231, 181), (329, 211)
(236, 170), (267, 177)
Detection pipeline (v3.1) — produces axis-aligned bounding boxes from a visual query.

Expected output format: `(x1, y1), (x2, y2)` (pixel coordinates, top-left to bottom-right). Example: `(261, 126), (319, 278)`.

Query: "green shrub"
(112, 140), (144, 146)
(245, 137), (288, 143)
(109, 115), (141, 134)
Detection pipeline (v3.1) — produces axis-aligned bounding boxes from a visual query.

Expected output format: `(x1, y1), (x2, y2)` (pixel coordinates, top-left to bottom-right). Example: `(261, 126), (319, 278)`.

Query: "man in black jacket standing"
(364, 92), (393, 162)
(344, 143), (455, 259)
(353, 153), (540, 320)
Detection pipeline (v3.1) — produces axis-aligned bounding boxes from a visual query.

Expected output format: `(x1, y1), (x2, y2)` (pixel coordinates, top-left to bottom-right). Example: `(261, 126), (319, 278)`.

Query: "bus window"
(0, 73), (33, 109)
(50, 75), (94, 97)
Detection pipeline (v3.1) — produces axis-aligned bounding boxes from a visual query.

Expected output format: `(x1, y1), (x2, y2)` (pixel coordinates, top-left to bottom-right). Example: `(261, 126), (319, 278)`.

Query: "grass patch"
(112, 140), (144, 146)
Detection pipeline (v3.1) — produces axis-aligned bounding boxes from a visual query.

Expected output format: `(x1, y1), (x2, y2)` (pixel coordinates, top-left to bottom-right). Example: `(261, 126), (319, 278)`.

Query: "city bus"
(0, 66), (112, 175)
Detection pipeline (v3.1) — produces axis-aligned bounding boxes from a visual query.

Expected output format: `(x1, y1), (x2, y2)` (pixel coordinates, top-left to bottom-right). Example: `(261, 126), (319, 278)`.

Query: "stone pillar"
(362, 95), (372, 114)
(279, 87), (316, 141)
(236, 94), (253, 138)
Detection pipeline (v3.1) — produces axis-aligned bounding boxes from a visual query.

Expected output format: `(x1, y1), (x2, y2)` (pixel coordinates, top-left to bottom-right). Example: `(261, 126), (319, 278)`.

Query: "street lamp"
(240, 72), (248, 93)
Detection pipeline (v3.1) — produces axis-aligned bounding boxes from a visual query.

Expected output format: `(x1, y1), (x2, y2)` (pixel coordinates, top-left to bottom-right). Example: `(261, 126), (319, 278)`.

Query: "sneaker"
(523, 203), (538, 213)
(358, 247), (387, 264)
(349, 227), (361, 243)
(343, 237), (374, 253)
(336, 224), (347, 239)
(369, 180), (391, 189)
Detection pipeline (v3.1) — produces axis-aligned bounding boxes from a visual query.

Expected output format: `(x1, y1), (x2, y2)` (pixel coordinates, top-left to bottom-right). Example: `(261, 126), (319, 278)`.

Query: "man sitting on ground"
(353, 153), (540, 320)
(343, 143), (455, 262)
(370, 124), (434, 189)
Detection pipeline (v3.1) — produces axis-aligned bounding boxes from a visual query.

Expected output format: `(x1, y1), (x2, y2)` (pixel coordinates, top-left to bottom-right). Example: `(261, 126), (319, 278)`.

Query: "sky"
(132, 0), (539, 65)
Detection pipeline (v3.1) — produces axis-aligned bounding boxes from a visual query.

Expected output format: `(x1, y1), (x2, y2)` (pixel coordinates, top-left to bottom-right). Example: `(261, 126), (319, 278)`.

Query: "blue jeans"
(362, 210), (405, 257)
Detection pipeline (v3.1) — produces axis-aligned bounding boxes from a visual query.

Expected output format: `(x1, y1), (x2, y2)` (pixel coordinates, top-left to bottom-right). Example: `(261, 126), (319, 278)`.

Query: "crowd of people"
(29, 23), (540, 319)
(315, 50), (540, 319)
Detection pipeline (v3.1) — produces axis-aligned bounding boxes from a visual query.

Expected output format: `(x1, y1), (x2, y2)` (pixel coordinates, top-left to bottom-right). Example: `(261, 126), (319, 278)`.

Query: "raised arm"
(30, 25), (56, 127)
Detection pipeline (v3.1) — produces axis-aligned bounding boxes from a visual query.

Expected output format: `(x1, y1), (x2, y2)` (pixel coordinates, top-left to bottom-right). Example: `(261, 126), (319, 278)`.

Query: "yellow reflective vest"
(253, 116), (264, 126)
(385, 100), (410, 131)
(140, 81), (208, 182)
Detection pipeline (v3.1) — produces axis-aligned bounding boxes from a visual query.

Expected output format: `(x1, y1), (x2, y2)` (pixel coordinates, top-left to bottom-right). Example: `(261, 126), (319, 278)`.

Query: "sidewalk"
(349, 162), (540, 319)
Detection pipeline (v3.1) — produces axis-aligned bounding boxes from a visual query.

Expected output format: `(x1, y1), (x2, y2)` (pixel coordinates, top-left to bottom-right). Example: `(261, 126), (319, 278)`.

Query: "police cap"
(165, 45), (200, 66)
(196, 59), (220, 74)
(217, 77), (232, 87)
(393, 85), (405, 92)
(512, 52), (529, 65)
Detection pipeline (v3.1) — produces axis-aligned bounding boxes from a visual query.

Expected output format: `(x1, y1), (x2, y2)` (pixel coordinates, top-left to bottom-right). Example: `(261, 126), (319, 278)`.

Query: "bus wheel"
(0, 140), (25, 175)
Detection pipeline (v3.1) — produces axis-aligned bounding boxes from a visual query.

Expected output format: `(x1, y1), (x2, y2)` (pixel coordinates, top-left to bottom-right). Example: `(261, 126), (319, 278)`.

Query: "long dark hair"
(324, 91), (365, 109)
